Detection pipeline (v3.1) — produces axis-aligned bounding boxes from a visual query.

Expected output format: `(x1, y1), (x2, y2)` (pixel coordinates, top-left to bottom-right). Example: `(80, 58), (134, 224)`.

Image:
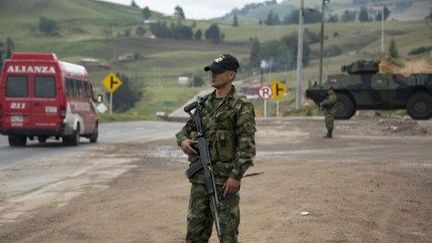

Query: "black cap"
(327, 86), (334, 91)
(204, 54), (240, 73)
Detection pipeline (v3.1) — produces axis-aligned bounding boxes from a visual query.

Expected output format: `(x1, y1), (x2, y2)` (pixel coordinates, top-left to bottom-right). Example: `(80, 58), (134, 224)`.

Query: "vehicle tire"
(406, 92), (432, 120)
(70, 124), (80, 146)
(38, 136), (47, 144)
(89, 124), (98, 143)
(8, 135), (27, 147)
(334, 93), (355, 119)
(63, 124), (80, 146)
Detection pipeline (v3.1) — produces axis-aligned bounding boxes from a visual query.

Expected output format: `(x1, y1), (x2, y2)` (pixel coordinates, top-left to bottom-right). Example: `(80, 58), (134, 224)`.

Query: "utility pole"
(295, 0), (304, 111)
(319, 0), (329, 85)
(381, 5), (385, 54)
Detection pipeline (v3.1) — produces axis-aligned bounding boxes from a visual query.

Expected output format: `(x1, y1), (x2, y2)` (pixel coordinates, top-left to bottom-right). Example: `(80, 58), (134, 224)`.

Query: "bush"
(408, 46), (432, 55)
(325, 45), (343, 57)
(39, 17), (58, 35)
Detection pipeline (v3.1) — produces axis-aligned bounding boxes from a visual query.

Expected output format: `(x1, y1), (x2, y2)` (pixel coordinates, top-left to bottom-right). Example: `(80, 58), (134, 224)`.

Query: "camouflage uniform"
(320, 93), (337, 137)
(176, 85), (256, 243)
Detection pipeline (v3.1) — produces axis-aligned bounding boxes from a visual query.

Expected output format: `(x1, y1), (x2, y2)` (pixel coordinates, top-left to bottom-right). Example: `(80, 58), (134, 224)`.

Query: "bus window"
(6, 76), (28, 97)
(35, 76), (56, 98)
(89, 83), (95, 99)
(66, 78), (74, 97)
(83, 82), (92, 98)
(78, 80), (85, 98)
(72, 79), (80, 98)
(74, 79), (82, 98)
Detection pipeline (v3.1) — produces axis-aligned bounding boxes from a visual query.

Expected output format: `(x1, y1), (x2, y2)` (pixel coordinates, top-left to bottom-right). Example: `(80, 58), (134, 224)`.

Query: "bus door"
(30, 74), (62, 130)
(3, 74), (32, 129)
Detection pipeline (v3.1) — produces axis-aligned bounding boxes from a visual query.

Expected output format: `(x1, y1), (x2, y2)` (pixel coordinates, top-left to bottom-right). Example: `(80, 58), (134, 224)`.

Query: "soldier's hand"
(180, 139), (198, 156)
(223, 177), (240, 197)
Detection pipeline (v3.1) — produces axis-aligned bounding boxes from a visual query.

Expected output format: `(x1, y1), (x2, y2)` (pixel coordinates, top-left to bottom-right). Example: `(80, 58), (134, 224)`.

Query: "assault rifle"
(184, 98), (223, 242)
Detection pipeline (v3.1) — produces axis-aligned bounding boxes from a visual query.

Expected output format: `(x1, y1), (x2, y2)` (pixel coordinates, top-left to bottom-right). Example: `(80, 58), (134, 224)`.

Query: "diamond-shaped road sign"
(102, 71), (123, 93)
(271, 80), (287, 100)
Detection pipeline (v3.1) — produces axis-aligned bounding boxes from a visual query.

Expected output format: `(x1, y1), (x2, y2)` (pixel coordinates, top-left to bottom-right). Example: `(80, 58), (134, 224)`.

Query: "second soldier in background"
(320, 87), (337, 138)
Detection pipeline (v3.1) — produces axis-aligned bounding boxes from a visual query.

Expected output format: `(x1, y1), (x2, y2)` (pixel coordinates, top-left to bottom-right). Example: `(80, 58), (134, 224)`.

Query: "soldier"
(176, 54), (256, 243)
(320, 87), (337, 138)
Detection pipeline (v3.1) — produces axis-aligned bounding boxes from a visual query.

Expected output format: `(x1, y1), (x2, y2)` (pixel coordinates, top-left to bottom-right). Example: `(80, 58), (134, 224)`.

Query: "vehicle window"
(34, 76), (56, 98)
(88, 83), (94, 99)
(73, 79), (80, 98)
(75, 79), (83, 98)
(6, 76), (28, 97)
(66, 78), (75, 97)
(83, 81), (90, 98)
(79, 80), (86, 98)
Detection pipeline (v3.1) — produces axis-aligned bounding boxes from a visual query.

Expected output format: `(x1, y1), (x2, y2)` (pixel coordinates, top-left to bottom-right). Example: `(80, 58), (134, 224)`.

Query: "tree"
(205, 23), (222, 43)
(123, 28), (131, 37)
(328, 14), (339, 23)
(142, 7), (151, 20)
(39, 17), (58, 35)
(358, 7), (369, 22)
(375, 6), (391, 21)
(233, 12), (239, 27)
(108, 73), (142, 113)
(383, 6), (391, 20)
(172, 23), (193, 40)
(174, 5), (185, 20)
(150, 21), (172, 39)
(265, 10), (276, 25)
(195, 29), (202, 40)
(389, 38), (399, 58)
(135, 26), (146, 38)
(341, 10), (357, 22)
(130, 0), (139, 8)
(0, 37), (14, 69)
(5, 37), (14, 59)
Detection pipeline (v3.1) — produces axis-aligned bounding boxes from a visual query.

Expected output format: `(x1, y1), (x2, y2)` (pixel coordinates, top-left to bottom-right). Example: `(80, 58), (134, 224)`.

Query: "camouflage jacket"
(320, 93), (337, 115)
(176, 86), (256, 185)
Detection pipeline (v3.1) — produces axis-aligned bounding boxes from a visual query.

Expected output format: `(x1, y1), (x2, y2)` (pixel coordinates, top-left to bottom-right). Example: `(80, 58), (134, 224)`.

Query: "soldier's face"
(209, 70), (235, 89)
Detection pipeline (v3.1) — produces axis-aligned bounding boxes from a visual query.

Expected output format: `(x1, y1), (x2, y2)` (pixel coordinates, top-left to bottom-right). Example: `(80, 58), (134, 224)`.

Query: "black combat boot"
(323, 129), (332, 138)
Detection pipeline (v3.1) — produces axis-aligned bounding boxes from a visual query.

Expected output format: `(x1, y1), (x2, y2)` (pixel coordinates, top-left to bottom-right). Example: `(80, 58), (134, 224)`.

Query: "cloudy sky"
(99, 0), (280, 19)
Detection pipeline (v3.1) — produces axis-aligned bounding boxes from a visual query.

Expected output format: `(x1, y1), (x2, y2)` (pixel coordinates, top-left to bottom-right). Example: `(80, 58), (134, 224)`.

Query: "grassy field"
(1, 0), (431, 120)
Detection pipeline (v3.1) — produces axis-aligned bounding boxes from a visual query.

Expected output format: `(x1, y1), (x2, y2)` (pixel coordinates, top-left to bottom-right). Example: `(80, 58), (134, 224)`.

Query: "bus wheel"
(8, 135), (27, 147)
(63, 124), (80, 146)
(70, 124), (80, 146)
(38, 136), (47, 144)
(89, 124), (98, 143)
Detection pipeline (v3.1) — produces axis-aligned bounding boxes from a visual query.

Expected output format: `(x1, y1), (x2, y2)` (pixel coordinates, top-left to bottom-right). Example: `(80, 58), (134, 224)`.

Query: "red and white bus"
(0, 52), (99, 146)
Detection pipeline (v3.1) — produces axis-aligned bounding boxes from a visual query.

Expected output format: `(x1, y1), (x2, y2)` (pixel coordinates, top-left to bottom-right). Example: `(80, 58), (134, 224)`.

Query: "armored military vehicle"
(306, 60), (432, 120)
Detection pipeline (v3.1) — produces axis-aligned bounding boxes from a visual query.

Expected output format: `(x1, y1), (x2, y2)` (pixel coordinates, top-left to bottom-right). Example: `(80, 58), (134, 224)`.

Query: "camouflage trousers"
(186, 182), (240, 243)
(324, 112), (334, 131)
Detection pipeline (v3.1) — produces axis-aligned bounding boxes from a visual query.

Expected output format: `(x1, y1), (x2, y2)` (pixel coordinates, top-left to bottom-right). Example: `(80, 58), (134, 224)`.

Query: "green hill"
(222, 0), (431, 22)
(0, 0), (431, 119)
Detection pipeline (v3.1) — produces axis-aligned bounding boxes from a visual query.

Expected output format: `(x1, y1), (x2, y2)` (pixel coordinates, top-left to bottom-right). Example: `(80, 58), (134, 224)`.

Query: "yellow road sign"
(271, 80), (287, 100)
(102, 71), (123, 93)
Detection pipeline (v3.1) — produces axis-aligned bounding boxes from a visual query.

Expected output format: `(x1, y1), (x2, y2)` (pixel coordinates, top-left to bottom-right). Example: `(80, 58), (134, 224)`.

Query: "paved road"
(0, 120), (183, 169)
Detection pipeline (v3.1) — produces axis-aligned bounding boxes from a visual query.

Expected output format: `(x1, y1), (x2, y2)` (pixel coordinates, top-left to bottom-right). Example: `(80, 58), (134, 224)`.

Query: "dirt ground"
(1, 117), (432, 243)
